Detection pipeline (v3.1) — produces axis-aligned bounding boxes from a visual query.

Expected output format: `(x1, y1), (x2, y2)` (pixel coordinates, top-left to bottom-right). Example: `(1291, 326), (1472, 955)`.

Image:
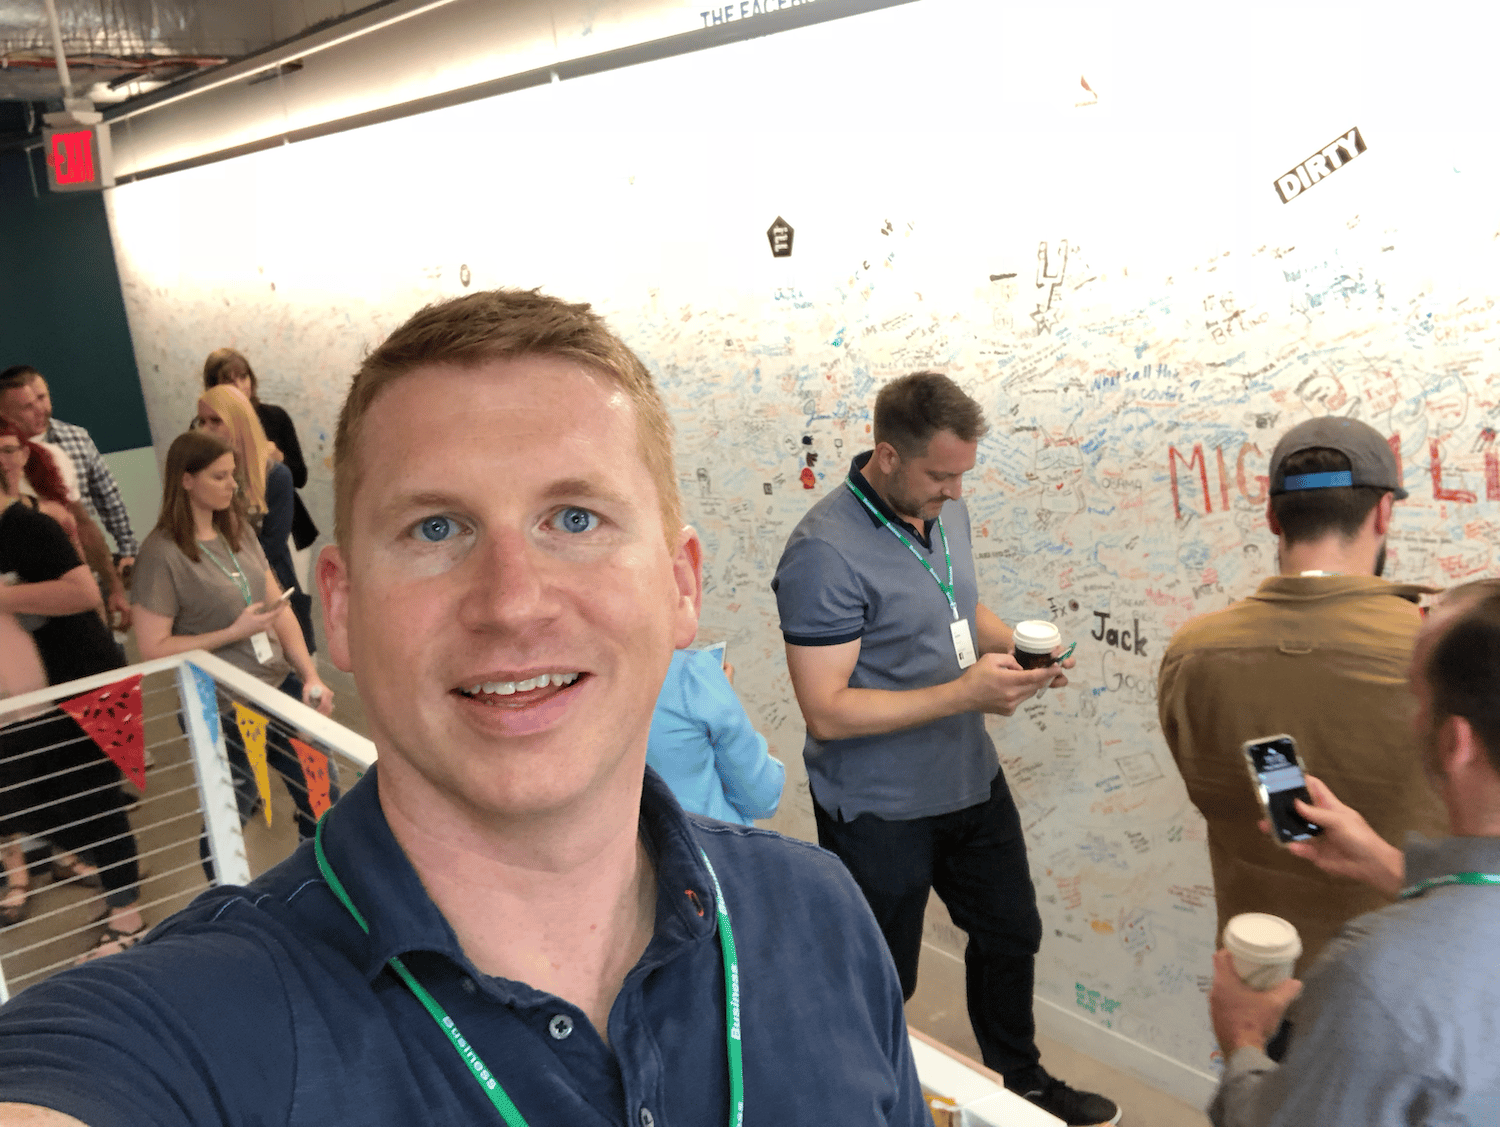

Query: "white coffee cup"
(1012, 620), (1062, 669)
(1222, 912), (1302, 990)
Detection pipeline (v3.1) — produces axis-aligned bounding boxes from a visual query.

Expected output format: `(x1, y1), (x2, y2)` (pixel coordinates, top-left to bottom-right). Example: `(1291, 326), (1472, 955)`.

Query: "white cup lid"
(1223, 912), (1302, 959)
(1012, 620), (1061, 652)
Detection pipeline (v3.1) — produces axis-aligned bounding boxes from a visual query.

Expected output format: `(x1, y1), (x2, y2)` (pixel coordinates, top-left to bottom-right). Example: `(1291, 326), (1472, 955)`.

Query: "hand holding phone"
(1242, 734), (1323, 845)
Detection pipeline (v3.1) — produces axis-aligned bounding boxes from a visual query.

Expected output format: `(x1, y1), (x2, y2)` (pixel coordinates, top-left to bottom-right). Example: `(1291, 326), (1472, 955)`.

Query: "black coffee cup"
(1012, 620), (1061, 669)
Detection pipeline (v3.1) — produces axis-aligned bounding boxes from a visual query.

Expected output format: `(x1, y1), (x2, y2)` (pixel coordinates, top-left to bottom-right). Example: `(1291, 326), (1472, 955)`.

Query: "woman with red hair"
(0, 421), (80, 556)
(0, 420), (144, 957)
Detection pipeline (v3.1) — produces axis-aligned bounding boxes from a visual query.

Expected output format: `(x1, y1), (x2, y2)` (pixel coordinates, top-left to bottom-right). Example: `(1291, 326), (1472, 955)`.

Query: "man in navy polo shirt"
(773, 371), (1119, 1127)
(0, 290), (929, 1127)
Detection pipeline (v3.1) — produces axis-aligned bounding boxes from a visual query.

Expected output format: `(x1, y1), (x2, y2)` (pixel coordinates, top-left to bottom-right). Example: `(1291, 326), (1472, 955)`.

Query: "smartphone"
(1241, 734), (1322, 844)
(269, 588), (295, 611)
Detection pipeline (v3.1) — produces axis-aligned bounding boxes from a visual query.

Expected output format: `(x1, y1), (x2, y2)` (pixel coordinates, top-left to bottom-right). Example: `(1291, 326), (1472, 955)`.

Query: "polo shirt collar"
(1250, 574), (1438, 605)
(316, 763), (720, 986)
(848, 450), (936, 548)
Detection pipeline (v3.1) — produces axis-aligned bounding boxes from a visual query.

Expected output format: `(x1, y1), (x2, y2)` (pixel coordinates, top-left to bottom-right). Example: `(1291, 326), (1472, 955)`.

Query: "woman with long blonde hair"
(195, 385), (314, 652)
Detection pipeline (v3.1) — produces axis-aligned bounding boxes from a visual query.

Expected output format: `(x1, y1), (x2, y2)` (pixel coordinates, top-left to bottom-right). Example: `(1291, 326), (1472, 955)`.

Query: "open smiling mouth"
(456, 672), (584, 707)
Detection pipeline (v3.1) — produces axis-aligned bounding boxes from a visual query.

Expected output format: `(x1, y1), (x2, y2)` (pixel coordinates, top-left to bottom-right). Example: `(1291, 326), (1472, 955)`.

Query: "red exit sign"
(43, 125), (114, 192)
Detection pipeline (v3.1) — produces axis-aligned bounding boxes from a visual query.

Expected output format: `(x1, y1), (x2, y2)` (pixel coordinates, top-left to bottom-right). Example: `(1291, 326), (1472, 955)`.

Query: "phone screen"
(1245, 736), (1322, 843)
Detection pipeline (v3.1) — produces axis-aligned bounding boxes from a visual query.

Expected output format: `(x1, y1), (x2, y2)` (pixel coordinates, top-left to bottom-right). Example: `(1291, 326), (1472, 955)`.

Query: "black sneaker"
(1015, 1071), (1121, 1126)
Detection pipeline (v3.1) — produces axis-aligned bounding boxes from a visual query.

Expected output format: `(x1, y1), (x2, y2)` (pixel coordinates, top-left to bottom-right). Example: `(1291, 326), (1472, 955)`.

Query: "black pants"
(196, 673), (340, 881)
(0, 710), (141, 909)
(814, 771), (1043, 1084)
(221, 674), (336, 840)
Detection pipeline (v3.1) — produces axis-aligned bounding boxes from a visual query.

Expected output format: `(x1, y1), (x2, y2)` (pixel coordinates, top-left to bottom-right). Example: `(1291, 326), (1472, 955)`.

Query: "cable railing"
(0, 650), (375, 1002)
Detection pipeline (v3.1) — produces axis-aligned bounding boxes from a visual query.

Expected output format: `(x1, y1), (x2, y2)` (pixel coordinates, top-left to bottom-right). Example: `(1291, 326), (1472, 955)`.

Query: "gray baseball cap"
(1268, 417), (1408, 499)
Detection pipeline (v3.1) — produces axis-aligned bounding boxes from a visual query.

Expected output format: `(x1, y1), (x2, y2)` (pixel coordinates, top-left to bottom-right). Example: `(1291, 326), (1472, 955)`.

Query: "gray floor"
(906, 940), (1212, 1127)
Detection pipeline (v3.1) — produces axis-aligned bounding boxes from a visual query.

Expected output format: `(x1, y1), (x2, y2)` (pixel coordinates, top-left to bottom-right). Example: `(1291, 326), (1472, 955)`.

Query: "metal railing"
(0, 650), (375, 1002)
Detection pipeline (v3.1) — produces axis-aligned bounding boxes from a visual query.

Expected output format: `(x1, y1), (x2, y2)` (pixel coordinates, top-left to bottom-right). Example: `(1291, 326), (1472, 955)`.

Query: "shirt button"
(639, 1109), (655, 1127)
(548, 1014), (574, 1040)
(460, 978), (477, 994)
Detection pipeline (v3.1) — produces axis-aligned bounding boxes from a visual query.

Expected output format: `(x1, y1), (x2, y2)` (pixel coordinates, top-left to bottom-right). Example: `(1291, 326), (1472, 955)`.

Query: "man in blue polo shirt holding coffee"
(773, 371), (1120, 1127)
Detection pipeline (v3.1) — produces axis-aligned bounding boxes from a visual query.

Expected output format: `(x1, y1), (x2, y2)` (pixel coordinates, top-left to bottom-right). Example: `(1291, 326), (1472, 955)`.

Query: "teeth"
(464, 672), (580, 696)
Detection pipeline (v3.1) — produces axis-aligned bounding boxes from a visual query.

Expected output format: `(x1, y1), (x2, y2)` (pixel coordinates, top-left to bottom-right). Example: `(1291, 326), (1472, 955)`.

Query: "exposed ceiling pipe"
(41, 0), (73, 100)
(106, 0), (472, 125)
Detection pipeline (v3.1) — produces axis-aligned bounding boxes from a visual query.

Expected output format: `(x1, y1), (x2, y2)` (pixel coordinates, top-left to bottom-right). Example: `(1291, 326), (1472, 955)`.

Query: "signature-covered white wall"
(105, 0), (1500, 1102)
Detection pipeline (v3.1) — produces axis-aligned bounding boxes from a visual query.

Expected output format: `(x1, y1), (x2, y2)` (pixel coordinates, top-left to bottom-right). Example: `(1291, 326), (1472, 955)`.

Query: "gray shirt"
(133, 528), (290, 687)
(1210, 835), (1500, 1127)
(772, 452), (996, 820)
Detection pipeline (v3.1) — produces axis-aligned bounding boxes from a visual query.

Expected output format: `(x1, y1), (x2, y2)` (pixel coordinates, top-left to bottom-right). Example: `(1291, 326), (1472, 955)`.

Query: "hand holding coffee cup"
(1012, 619), (1071, 696)
(1222, 912), (1302, 990)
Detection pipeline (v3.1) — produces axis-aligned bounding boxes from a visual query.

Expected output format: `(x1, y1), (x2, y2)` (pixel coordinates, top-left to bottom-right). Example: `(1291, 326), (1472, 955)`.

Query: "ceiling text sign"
(1274, 127), (1365, 204)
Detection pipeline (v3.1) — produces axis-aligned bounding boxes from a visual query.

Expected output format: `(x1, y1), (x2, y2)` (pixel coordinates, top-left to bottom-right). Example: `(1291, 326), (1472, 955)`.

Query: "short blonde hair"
(333, 288), (679, 545)
(200, 384), (272, 514)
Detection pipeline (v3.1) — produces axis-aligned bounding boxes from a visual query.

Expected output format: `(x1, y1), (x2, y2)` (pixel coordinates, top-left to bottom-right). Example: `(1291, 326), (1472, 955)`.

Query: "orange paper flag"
(290, 737), (333, 820)
(58, 674), (147, 791)
(231, 702), (273, 826)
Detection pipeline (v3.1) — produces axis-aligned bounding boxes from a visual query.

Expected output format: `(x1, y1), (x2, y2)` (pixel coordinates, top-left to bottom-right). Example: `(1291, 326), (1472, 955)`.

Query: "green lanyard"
(845, 476), (958, 621)
(198, 539), (253, 606)
(1397, 871), (1500, 900)
(313, 814), (745, 1127)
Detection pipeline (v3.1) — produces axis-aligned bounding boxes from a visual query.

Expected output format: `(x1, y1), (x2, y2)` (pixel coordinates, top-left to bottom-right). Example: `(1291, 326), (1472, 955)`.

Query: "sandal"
(75, 918), (147, 964)
(0, 875), (29, 927)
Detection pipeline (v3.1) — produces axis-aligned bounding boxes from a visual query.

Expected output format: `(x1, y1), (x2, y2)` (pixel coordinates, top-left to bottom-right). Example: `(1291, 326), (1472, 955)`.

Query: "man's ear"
(1371, 492), (1395, 537)
(1265, 500), (1282, 536)
(671, 525), (704, 650)
(1442, 714), (1483, 776)
(316, 544), (355, 673)
(872, 441), (902, 476)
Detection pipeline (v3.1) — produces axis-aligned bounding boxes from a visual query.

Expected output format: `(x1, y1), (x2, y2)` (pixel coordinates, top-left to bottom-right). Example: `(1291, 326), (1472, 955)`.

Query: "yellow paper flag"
(232, 702), (273, 827)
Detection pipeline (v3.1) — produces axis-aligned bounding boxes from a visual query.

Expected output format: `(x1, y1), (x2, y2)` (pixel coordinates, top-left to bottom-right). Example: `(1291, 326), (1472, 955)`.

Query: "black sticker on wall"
(767, 216), (794, 257)
(1275, 127), (1366, 203)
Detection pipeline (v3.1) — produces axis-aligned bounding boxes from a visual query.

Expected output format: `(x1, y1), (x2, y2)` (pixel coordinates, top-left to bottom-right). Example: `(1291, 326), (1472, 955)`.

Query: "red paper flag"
(58, 673), (147, 791)
(290, 737), (333, 820)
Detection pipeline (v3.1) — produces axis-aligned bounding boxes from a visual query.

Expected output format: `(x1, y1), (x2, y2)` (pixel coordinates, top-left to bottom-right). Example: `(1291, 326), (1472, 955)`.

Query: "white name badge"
(250, 631), (274, 665)
(950, 618), (977, 669)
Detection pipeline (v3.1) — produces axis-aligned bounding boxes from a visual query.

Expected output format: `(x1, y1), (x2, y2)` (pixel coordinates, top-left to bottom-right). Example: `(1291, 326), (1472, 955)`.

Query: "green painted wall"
(0, 148), (151, 454)
(100, 445), (161, 551)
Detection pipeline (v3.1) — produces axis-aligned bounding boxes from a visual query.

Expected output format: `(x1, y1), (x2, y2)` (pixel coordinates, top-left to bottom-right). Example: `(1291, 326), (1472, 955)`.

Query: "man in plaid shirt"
(23, 369), (139, 569)
(0, 366), (133, 628)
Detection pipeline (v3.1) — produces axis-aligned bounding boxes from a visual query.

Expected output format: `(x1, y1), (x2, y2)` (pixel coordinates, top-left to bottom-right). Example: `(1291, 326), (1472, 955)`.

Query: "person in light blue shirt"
(648, 648), (785, 825)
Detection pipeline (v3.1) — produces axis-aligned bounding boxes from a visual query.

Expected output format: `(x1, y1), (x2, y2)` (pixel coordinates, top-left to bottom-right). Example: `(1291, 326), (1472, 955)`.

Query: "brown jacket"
(1158, 575), (1447, 974)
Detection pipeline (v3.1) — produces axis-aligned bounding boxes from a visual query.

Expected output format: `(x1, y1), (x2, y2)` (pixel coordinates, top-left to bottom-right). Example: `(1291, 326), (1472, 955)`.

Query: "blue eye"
(552, 507), (599, 534)
(413, 516), (459, 542)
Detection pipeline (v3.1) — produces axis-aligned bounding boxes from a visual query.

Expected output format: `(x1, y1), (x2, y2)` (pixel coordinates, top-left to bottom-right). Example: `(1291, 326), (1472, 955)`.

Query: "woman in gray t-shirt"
(132, 432), (336, 843)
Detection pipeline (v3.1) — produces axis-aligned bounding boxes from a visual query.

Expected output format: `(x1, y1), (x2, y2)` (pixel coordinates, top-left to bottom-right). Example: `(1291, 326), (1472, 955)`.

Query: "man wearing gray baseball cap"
(1158, 416), (1446, 986)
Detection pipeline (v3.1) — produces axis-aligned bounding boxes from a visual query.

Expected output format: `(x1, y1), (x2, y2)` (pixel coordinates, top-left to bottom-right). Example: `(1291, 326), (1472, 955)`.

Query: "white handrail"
(0, 651), (378, 771)
(0, 650), (377, 1003)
